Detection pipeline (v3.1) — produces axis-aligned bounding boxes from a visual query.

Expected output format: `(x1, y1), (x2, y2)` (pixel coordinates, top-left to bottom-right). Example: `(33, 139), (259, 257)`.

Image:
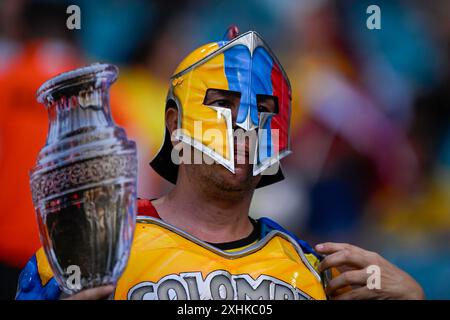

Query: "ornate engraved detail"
(31, 153), (137, 204)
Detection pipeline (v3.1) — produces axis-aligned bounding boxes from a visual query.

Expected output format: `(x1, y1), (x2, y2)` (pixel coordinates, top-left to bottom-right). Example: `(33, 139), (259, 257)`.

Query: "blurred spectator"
(0, 0), (81, 298)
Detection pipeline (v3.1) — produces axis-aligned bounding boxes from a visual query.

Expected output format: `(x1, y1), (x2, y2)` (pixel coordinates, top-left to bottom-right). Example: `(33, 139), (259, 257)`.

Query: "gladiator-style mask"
(151, 28), (292, 188)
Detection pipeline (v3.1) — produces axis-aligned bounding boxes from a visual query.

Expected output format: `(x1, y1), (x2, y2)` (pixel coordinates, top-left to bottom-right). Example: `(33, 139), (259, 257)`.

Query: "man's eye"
(257, 105), (270, 113)
(211, 99), (232, 108)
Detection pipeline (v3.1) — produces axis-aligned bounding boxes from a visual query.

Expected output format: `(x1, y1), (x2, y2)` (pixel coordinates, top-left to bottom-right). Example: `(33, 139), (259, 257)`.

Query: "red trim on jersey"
(137, 198), (161, 219)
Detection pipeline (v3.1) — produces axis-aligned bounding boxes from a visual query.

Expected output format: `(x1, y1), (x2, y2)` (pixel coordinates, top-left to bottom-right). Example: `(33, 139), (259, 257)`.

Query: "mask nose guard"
(235, 103), (259, 131)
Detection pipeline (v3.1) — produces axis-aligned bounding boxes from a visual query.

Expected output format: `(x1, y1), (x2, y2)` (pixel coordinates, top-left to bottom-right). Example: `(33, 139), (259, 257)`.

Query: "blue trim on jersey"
(16, 255), (61, 300)
(258, 217), (322, 261)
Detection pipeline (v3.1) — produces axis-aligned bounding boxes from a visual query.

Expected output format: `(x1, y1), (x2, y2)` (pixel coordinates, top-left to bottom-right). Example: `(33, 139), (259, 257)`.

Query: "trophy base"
(36, 182), (136, 295)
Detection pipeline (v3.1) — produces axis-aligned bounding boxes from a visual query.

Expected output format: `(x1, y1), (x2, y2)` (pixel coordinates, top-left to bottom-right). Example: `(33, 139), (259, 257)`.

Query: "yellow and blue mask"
(151, 30), (292, 187)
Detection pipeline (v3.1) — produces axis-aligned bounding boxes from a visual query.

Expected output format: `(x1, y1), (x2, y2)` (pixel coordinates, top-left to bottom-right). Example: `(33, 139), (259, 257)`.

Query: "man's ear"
(165, 101), (179, 147)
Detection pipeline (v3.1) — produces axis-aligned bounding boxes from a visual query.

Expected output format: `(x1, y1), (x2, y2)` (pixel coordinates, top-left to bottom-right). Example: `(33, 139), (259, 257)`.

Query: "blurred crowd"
(0, 0), (449, 299)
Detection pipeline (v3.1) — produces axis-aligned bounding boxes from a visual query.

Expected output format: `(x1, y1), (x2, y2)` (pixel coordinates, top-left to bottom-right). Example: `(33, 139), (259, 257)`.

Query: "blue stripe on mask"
(223, 45), (252, 125)
(223, 45), (275, 164)
(252, 47), (274, 161)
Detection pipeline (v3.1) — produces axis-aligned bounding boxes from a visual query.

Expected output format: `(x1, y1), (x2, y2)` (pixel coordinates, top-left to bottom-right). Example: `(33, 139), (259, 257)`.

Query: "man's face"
(182, 89), (277, 192)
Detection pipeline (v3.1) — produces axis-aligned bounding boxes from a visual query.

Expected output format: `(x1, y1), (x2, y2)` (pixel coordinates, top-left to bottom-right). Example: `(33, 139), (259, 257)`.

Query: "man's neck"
(152, 172), (255, 244)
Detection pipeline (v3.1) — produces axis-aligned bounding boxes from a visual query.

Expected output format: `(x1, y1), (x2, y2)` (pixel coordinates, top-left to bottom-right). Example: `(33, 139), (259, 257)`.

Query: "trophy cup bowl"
(30, 63), (137, 295)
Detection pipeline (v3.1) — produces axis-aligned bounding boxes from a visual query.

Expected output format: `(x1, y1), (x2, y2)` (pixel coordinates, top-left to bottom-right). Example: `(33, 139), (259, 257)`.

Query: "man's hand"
(315, 242), (425, 300)
(63, 285), (115, 300)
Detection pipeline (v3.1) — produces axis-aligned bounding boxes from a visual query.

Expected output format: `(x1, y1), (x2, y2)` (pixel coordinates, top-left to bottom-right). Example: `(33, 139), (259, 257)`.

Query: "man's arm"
(16, 253), (113, 300)
(16, 255), (61, 300)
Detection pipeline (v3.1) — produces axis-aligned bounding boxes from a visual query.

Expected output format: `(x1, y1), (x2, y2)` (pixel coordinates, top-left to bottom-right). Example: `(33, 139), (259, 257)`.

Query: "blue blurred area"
(384, 249), (450, 299)
(346, 0), (442, 88)
(1, 0), (449, 299)
(76, 0), (156, 64)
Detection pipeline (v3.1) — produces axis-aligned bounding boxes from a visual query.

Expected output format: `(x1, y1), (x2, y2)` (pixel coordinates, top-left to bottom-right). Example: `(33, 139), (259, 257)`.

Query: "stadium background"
(0, 0), (449, 299)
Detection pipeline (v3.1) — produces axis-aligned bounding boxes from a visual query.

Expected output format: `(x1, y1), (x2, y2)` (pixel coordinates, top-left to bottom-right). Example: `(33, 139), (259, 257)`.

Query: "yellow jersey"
(17, 199), (328, 300)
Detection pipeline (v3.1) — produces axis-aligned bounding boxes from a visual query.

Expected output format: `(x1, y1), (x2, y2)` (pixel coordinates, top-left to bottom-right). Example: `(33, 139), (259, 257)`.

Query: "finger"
(326, 270), (368, 296)
(65, 285), (114, 300)
(331, 286), (377, 300)
(315, 242), (364, 255)
(319, 249), (370, 272)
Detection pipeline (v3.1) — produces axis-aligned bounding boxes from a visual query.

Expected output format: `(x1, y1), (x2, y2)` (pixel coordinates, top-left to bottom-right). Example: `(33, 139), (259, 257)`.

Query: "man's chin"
(214, 163), (258, 191)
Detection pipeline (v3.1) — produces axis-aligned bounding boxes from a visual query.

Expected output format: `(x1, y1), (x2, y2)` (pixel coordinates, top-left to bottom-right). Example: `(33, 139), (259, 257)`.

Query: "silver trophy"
(30, 64), (138, 295)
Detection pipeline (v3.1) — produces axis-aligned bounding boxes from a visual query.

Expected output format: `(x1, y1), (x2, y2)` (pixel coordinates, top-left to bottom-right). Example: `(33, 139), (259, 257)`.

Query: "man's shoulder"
(257, 216), (322, 271)
(15, 249), (60, 300)
(134, 200), (321, 264)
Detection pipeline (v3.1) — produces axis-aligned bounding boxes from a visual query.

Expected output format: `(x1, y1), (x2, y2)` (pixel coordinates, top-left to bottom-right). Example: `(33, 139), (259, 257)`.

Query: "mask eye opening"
(256, 94), (279, 114)
(203, 88), (241, 107)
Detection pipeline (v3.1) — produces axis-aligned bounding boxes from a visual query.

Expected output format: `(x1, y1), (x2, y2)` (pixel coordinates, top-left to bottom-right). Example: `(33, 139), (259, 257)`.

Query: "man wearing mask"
(16, 28), (424, 300)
